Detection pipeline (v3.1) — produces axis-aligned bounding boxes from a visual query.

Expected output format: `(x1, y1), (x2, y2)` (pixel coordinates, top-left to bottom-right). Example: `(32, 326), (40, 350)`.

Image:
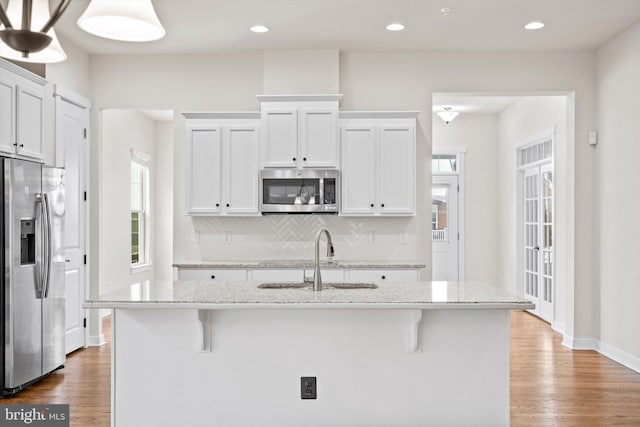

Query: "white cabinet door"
(0, 71), (15, 155)
(261, 108), (297, 167)
(341, 126), (377, 214)
(186, 127), (222, 214)
(225, 125), (260, 214)
(299, 108), (338, 168)
(16, 82), (44, 160)
(250, 269), (303, 282)
(378, 125), (415, 214)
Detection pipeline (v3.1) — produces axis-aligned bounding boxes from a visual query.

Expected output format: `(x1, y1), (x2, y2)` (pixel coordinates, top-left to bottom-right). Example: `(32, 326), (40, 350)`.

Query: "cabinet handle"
(292, 157), (296, 162)
(381, 275), (386, 280)
(211, 275), (216, 279)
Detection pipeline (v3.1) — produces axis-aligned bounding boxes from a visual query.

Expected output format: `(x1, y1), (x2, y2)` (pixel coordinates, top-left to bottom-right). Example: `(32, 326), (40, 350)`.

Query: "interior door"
(522, 167), (542, 317)
(431, 175), (459, 281)
(56, 97), (88, 354)
(539, 163), (554, 321)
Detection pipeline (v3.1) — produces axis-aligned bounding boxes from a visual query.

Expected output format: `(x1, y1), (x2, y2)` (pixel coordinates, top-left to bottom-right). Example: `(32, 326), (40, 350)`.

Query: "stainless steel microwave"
(260, 169), (339, 213)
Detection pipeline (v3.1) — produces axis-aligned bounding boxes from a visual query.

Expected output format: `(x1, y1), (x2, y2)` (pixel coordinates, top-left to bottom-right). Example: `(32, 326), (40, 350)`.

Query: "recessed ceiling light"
(386, 23), (405, 32)
(524, 21), (545, 30)
(250, 25), (270, 33)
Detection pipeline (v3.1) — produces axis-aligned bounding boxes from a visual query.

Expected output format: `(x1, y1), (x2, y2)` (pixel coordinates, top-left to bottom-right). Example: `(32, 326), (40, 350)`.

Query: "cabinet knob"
(19, 144), (24, 148)
(381, 275), (386, 280)
(303, 157), (307, 161)
(216, 203), (219, 207)
(381, 204), (385, 208)
(370, 204), (374, 207)
(226, 203), (230, 207)
(292, 157), (297, 162)
(211, 275), (216, 279)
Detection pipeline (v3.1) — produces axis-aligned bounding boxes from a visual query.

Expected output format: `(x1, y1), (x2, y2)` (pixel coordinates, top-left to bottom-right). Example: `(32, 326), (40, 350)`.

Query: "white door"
(224, 125), (260, 214)
(379, 125), (415, 214)
(432, 175), (459, 281)
(299, 108), (338, 168)
(522, 164), (554, 322)
(55, 96), (89, 354)
(340, 126), (377, 214)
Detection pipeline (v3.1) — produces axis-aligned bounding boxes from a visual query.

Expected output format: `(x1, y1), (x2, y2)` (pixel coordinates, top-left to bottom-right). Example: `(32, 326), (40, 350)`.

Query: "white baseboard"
(561, 335), (599, 350)
(561, 334), (640, 374)
(599, 341), (640, 374)
(551, 321), (566, 335)
(88, 334), (106, 347)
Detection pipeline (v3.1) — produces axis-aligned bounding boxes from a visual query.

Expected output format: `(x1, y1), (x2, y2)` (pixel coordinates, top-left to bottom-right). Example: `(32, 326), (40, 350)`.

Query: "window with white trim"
(131, 151), (150, 268)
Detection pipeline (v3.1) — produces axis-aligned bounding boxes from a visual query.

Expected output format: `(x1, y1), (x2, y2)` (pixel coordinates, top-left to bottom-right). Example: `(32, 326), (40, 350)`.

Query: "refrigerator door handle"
(42, 193), (53, 298)
(35, 194), (45, 299)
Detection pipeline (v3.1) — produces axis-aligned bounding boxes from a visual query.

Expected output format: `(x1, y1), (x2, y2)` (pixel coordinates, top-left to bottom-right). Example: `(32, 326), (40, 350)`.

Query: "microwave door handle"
(319, 177), (324, 205)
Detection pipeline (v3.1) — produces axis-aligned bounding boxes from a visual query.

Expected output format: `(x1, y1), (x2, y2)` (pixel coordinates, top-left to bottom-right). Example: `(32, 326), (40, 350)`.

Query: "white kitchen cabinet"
(346, 269), (419, 282)
(184, 113), (260, 216)
(178, 269), (247, 281)
(0, 62), (45, 160)
(250, 269), (303, 282)
(340, 113), (417, 216)
(259, 95), (340, 169)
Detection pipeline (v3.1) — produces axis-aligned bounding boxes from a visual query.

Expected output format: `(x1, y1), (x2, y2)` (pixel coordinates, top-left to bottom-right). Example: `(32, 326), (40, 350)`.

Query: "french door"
(522, 163), (553, 322)
(432, 175), (459, 281)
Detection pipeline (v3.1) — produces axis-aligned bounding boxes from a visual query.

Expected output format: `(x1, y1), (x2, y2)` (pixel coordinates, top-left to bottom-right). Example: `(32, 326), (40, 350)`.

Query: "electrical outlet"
(300, 376), (316, 400)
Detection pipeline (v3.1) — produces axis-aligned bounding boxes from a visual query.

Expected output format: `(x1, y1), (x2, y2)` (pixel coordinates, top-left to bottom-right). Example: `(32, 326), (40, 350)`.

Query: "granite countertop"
(85, 280), (534, 310)
(173, 260), (426, 269)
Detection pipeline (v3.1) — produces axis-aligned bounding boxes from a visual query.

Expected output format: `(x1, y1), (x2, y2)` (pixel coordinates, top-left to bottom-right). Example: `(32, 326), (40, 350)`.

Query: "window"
(432, 154), (457, 174)
(131, 151), (150, 269)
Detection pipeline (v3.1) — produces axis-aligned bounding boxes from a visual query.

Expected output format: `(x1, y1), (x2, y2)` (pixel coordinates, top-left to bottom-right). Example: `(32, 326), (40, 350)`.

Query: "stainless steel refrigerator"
(1, 157), (65, 396)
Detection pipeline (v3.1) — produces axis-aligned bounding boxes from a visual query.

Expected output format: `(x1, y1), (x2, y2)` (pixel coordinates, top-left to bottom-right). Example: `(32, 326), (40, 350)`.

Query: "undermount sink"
(258, 282), (378, 290)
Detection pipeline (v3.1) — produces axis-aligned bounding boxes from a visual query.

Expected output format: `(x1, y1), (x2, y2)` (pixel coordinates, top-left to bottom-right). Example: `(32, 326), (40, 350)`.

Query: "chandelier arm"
(40, 0), (71, 33)
(0, 3), (13, 29)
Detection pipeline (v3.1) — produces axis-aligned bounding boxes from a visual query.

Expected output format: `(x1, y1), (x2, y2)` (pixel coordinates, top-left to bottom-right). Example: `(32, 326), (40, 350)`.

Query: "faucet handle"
(303, 275), (314, 284)
(327, 242), (335, 258)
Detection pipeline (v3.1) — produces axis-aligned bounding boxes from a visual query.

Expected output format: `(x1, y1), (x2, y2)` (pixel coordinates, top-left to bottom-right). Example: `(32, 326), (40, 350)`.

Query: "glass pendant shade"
(77, 0), (166, 42)
(0, 0), (67, 63)
(436, 107), (459, 124)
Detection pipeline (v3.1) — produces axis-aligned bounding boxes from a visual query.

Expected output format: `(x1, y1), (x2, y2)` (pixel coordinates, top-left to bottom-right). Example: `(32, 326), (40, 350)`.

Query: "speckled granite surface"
(173, 260), (426, 269)
(85, 280), (534, 310)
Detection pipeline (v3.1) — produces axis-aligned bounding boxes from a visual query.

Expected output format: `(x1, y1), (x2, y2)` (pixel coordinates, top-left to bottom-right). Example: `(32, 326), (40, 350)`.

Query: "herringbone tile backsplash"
(175, 215), (420, 261)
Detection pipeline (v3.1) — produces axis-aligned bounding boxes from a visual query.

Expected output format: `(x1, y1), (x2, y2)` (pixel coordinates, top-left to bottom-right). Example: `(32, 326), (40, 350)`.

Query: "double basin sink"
(258, 282), (378, 290)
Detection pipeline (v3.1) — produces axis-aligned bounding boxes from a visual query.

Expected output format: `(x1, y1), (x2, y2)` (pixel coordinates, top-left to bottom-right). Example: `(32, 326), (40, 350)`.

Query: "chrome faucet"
(313, 228), (335, 291)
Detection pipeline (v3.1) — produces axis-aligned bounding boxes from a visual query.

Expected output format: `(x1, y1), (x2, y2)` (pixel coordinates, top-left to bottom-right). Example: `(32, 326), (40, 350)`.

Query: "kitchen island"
(86, 280), (533, 427)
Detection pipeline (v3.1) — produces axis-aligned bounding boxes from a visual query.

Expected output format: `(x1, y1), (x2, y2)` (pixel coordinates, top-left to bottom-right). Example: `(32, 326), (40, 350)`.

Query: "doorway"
(432, 174), (459, 280)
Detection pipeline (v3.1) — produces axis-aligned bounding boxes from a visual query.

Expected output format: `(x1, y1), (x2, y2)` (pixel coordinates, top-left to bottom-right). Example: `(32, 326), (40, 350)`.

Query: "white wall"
(497, 96), (569, 332)
(432, 113), (499, 284)
(597, 21), (640, 366)
(100, 110), (166, 293)
(154, 121), (174, 281)
(89, 49), (597, 341)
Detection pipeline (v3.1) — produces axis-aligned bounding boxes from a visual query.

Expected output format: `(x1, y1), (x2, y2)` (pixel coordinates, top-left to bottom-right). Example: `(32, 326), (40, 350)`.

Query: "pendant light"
(0, 0), (69, 63)
(77, 0), (166, 42)
(436, 107), (459, 124)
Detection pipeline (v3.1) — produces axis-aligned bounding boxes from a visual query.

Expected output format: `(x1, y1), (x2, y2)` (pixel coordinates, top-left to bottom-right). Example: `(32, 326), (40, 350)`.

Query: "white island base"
(111, 307), (511, 427)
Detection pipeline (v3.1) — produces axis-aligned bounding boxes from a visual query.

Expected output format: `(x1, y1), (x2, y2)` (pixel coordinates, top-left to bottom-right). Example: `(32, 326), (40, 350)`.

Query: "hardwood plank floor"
(2, 312), (639, 426)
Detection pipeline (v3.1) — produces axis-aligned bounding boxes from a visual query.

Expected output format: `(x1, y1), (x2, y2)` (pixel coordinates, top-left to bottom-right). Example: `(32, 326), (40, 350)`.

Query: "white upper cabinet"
(184, 113), (261, 216)
(340, 113), (417, 216)
(0, 62), (45, 160)
(340, 126), (376, 214)
(259, 95), (340, 169)
(261, 108), (297, 167)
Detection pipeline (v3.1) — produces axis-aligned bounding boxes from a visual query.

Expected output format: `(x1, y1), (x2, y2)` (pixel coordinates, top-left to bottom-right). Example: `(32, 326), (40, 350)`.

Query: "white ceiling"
(54, 0), (640, 55)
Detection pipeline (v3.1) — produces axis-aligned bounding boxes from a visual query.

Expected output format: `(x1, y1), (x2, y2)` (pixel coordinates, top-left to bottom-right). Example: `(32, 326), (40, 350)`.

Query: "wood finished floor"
(2, 312), (640, 426)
